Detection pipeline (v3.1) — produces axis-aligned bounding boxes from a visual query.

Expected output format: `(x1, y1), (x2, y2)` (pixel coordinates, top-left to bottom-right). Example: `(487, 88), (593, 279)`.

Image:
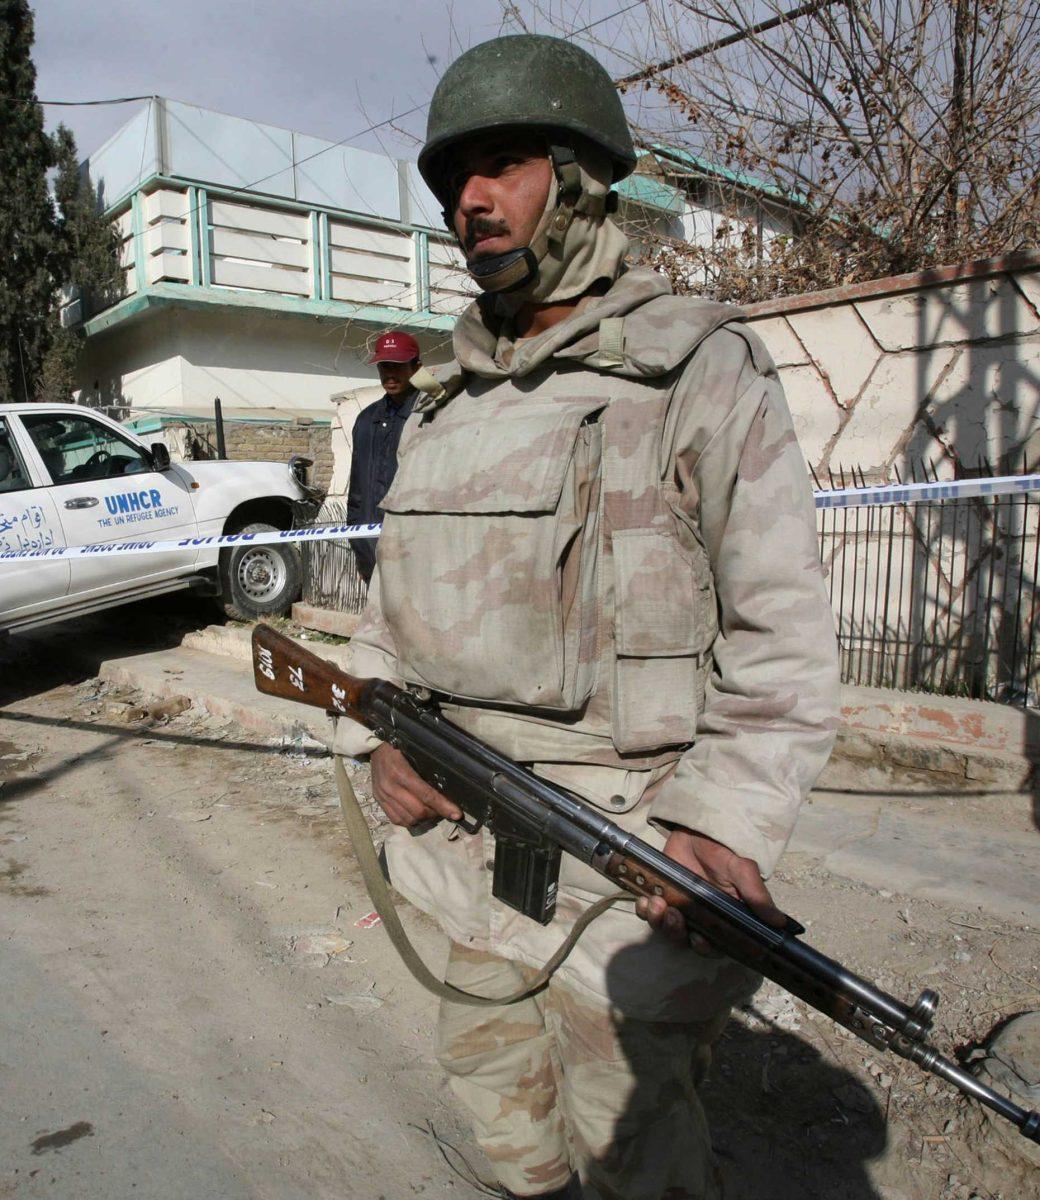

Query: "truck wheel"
(219, 522), (302, 621)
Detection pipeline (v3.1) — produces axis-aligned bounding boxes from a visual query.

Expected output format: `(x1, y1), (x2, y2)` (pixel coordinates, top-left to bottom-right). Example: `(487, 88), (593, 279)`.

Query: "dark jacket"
(346, 390), (416, 581)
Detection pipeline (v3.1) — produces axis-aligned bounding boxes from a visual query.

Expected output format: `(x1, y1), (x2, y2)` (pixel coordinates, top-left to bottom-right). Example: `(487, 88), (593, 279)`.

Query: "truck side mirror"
(150, 442), (171, 470)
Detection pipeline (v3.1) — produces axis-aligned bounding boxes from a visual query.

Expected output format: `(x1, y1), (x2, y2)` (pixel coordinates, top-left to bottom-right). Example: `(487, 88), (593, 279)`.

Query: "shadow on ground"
(0, 595), (296, 808)
(594, 941), (887, 1199)
(706, 1019), (887, 1200)
(0, 594), (220, 708)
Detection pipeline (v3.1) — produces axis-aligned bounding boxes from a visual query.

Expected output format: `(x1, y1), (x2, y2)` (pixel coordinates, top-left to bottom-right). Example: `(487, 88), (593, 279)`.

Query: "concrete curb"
(832, 686), (1038, 790)
(80, 623), (1040, 925)
(180, 623), (1038, 790)
(181, 623), (353, 669)
(827, 728), (1034, 790)
(98, 644), (333, 747)
(291, 603), (361, 638)
(842, 683), (1039, 756)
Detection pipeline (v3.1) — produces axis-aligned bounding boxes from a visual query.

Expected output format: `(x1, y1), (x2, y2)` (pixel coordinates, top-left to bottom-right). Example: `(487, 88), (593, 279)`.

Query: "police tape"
(2, 475), (1040, 563)
(0, 522), (380, 563)
(812, 472), (1040, 510)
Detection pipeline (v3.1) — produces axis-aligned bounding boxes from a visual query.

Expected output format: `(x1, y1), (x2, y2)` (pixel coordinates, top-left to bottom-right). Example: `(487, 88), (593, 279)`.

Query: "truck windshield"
(20, 413), (152, 484)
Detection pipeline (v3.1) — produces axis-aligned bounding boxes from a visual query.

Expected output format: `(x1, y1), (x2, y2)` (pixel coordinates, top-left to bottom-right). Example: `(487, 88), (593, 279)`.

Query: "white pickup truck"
(0, 403), (320, 634)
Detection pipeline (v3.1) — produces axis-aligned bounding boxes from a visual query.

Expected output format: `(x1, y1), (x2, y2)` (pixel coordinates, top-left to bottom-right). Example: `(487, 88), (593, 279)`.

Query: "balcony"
(75, 99), (708, 358)
(79, 99), (472, 339)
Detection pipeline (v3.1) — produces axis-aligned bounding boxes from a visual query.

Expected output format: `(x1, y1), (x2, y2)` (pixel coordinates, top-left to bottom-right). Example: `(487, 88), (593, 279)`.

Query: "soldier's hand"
(635, 828), (788, 951)
(370, 743), (463, 828)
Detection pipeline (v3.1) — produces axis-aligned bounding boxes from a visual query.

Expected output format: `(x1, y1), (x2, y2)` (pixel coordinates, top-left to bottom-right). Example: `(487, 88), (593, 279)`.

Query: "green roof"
(648, 143), (809, 210)
(613, 171), (686, 215)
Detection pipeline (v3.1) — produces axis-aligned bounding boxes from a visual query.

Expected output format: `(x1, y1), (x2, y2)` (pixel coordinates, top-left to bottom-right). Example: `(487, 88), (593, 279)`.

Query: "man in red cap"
(346, 331), (422, 582)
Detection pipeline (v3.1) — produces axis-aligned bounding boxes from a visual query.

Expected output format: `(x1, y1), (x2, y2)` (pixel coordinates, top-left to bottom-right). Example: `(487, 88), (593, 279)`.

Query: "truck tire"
(219, 522), (302, 622)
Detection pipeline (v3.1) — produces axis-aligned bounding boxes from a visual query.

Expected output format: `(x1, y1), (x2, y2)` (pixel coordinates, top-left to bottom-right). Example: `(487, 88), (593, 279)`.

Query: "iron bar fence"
(300, 467), (1040, 710)
(814, 464), (1040, 707)
(298, 500), (369, 614)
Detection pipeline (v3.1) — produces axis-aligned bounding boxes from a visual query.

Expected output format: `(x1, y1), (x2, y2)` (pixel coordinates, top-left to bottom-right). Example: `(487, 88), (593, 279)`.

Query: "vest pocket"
(377, 395), (605, 710)
(611, 528), (716, 752)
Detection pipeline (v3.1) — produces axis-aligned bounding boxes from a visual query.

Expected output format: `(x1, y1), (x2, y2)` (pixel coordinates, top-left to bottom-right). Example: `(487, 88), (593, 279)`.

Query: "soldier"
(334, 34), (841, 1200)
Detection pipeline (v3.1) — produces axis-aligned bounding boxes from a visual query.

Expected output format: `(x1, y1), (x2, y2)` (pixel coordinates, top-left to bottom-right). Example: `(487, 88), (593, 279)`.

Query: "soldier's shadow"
(700, 1019), (887, 1199)
(598, 948), (887, 1200)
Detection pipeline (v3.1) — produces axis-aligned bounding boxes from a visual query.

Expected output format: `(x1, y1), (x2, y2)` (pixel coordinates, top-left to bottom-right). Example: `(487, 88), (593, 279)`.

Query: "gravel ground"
(1, 623), (1037, 1200)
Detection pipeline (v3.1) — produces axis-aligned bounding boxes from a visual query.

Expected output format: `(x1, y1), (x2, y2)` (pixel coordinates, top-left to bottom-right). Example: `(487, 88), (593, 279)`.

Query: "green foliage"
(0, 0), (57, 403)
(0, 0), (121, 404)
(50, 125), (122, 314)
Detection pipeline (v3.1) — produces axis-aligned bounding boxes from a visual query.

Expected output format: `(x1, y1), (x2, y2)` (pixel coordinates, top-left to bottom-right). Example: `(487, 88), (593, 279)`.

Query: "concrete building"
(615, 145), (802, 279)
(72, 99), (469, 446)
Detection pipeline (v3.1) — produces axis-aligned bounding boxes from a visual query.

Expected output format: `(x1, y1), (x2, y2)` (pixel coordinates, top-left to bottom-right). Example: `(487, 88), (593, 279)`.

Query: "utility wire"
(18, 6), (644, 293)
(109, 101), (431, 258)
(3, 1), (647, 111)
(615, 0), (835, 85)
(570, 0), (647, 37)
(0, 92), (156, 106)
(0, 87), (429, 227)
(256, 4), (647, 204)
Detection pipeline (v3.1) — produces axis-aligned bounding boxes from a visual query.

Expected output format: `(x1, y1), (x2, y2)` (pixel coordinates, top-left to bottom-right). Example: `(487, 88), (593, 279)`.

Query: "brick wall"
(162, 419), (334, 494)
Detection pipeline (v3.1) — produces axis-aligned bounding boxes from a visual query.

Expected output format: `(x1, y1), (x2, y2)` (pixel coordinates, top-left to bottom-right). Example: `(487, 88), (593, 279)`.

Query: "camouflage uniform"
(437, 941), (727, 1199)
(334, 266), (840, 1196)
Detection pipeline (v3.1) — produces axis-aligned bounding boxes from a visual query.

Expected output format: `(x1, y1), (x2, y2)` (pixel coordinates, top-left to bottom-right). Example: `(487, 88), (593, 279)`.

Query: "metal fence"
(299, 500), (369, 614)
(300, 470), (1040, 708)
(814, 465), (1040, 706)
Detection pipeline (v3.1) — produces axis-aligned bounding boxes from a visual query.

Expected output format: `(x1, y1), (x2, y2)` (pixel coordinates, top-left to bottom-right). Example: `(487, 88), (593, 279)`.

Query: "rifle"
(251, 623), (1039, 1146)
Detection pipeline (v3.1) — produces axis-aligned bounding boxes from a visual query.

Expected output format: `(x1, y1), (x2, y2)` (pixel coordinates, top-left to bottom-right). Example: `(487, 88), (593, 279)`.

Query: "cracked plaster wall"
(743, 254), (1040, 699)
(746, 258), (1040, 481)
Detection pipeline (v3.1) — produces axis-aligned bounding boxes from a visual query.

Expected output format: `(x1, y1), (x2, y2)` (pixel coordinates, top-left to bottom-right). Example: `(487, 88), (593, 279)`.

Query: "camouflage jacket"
(333, 268), (840, 1018)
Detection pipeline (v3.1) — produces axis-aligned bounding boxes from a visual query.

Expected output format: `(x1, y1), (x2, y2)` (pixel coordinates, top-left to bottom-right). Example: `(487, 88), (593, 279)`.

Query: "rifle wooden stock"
(249, 622), (1040, 1147)
(252, 623), (375, 725)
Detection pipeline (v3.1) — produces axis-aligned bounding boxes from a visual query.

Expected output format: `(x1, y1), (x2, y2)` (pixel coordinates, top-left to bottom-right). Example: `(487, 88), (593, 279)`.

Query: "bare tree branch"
(508, 0), (1040, 299)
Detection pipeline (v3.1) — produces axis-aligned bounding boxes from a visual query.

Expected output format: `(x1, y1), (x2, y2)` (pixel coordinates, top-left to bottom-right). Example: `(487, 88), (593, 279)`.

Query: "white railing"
(104, 182), (473, 321)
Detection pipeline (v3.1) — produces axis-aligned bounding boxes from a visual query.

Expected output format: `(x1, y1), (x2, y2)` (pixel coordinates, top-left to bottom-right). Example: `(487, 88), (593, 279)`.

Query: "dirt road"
(1, 611), (1037, 1200)
(0, 651), (473, 1199)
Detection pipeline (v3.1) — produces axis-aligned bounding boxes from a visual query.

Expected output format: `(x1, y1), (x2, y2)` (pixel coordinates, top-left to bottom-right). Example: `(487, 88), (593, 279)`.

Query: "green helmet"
(418, 34), (636, 203)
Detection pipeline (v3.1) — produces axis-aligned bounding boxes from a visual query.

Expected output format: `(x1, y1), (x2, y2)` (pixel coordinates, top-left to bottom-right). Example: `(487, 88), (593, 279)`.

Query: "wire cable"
(0, 92), (157, 106)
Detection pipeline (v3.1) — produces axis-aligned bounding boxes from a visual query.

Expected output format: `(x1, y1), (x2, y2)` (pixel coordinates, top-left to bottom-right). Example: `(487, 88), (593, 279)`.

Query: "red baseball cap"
(367, 331), (421, 364)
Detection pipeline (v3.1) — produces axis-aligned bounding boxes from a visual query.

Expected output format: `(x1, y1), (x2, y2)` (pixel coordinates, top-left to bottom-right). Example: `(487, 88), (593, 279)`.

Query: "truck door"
(15, 411), (198, 599)
(0, 416), (71, 619)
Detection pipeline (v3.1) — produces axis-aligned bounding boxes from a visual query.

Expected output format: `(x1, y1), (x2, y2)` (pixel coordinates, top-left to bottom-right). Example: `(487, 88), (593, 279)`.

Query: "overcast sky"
(30, 0), (647, 165)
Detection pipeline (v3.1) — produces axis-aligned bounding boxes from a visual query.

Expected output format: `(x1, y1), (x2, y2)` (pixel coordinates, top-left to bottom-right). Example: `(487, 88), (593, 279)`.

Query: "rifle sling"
(334, 755), (627, 1007)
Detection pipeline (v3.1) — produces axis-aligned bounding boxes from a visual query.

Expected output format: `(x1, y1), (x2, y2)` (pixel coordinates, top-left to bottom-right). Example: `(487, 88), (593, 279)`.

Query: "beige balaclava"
(466, 141), (629, 311)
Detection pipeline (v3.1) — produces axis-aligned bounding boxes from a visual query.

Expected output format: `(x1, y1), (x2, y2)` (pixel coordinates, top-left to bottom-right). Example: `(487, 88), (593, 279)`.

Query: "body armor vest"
(376, 325), (722, 770)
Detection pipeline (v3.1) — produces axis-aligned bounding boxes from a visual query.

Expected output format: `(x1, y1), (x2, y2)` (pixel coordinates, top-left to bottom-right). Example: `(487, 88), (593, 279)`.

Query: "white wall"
(76, 307), (454, 422)
(746, 256), (1040, 477)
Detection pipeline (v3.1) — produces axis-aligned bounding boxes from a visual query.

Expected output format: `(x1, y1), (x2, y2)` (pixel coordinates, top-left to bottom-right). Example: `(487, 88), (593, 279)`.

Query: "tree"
(0, 0), (120, 404)
(0, 0), (58, 403)
(509, 0), (1040, 301)
(39, 126), (123, 403)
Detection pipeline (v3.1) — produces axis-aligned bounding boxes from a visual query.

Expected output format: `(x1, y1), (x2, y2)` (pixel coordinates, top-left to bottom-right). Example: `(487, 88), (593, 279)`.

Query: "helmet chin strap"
(465, 246), (539, 293)
(450, 145), (599, 296)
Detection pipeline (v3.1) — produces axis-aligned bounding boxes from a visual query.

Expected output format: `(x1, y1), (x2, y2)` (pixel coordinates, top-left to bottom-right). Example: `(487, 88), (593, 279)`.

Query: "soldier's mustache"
(464, 216), (511, 253)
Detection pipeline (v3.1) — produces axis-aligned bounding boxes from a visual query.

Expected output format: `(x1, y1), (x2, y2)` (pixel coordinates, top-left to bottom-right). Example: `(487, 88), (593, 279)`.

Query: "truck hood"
(174, 459), (307, 499)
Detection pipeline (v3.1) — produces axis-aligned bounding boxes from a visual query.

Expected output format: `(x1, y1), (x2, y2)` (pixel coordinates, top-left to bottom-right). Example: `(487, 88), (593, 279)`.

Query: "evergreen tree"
(0, 1), (121, 404)
(0, 0), (58, 403)
(39, 126), (122, 403)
